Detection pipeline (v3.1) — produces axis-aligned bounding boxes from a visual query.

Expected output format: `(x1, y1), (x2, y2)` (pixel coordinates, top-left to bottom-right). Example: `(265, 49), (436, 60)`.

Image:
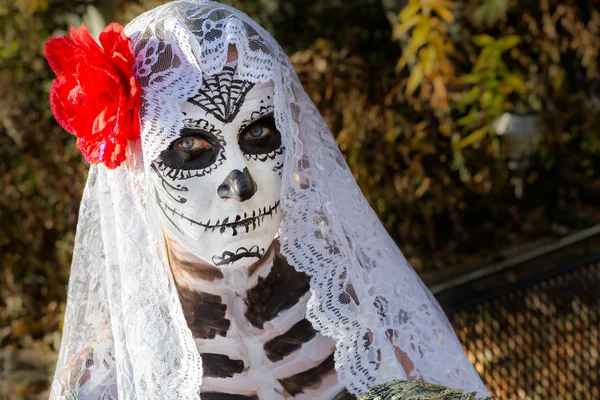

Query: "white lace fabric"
(50, 1), (489, 398)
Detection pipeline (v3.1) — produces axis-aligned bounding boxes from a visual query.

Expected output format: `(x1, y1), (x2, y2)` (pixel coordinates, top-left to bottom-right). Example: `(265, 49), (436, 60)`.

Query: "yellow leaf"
(419, 45), (436, 76)
(407, 18), (431, 52)
(406, 65), (424, 95)
(415, 121), (429, 131)
(396, 53), (411, 72)
(392, 14), (421, 39)
(501, 74), (527, 94)
(436, 0), (458, 9)
(438, 121), (453, 136)
(434, 6), (455, 23)
(495, 35), (521, 52)
(425, 0), (456, 14)
(415, 177), (432, 198)
(398, 0), (421, 23)
(458, 74), (480, 84)
(472, 34), (494, 47)
(432, 75), (449, 109)
(550, 65), (566, 92)
(457, 127), (488, 149)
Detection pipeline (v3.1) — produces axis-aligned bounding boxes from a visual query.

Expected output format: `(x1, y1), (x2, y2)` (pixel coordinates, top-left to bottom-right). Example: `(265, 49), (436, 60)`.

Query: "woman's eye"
(239, 116), (281, 155)
(244, 125), (271, 140)
(174, 137), (211, 151)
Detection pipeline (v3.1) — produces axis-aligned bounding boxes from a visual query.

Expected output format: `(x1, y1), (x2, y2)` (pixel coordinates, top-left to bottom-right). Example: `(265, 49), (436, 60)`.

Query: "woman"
(46, 1), (489, 399)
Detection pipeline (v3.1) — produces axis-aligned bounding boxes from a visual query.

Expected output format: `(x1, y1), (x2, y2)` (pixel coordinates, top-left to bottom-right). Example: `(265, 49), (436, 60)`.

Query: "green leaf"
(457, 108), (478, 127)
(484, 0), (509, 27)
(480, 90), (494, 107)
(458, 87), (481, 108)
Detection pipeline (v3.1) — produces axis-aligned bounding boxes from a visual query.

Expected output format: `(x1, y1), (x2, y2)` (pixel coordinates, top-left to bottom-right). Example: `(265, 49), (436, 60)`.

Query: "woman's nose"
(217, 167), (258, 201)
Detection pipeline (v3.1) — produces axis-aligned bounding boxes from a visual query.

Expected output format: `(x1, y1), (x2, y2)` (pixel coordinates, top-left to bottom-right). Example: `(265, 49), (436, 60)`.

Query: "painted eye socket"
(243, 125), (272, 141)
(174, 136), (211, 151)
(239, 117), (281, 156)
(156, 129), (224, 175)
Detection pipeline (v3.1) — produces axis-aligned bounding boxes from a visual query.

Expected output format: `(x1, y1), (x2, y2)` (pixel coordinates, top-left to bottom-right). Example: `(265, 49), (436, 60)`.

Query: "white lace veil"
(50, 1), (489, 398)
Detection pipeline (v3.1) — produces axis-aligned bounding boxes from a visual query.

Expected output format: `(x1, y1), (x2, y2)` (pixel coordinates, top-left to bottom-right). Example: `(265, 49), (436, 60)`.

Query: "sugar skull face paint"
(151, 64), (284, 268)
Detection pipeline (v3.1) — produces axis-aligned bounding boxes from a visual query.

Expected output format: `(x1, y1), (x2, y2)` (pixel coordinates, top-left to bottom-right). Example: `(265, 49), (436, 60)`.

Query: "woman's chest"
(173, 251), (351, 399)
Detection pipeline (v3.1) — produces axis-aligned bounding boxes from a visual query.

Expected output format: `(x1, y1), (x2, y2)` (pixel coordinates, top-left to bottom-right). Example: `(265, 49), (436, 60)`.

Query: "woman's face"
(151, 64), (284, 268)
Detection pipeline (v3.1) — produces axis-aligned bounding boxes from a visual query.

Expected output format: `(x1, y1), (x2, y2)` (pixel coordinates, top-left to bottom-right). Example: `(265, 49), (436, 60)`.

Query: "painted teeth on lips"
(218, 201), (280, 230)
(155, 191), (280, 236)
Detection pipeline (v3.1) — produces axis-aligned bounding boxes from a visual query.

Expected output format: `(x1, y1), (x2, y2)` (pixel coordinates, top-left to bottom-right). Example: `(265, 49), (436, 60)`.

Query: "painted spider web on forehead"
(187, 66), (255, 123)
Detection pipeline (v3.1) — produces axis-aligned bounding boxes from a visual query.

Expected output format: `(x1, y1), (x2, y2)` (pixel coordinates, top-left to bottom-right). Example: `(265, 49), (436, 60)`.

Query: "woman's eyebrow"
(181, 118), (220, 135)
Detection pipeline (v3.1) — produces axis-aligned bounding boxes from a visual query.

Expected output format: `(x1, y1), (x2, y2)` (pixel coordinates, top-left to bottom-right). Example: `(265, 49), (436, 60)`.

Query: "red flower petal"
(69, 25), (104, 60)
(76, 62), (119, 107)
(78, 136), (108, 165)
(49, 76), (80, 133)
(45, 22), (141, 169)
(99, 23), (136, 77)
(45, 36), (79, 75)
(92, 106), (112, 136)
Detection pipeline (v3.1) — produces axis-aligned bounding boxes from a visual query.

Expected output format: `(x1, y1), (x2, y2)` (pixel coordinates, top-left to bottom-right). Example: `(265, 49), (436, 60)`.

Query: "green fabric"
(358, 380), (493, 400)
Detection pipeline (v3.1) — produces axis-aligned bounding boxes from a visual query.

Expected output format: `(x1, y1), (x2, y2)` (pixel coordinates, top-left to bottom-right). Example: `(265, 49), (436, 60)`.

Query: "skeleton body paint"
(152, 64), (354, 400)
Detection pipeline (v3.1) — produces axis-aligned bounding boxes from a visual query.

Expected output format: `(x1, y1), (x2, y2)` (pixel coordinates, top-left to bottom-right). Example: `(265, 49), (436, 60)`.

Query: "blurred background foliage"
(1, 0), (599, 397)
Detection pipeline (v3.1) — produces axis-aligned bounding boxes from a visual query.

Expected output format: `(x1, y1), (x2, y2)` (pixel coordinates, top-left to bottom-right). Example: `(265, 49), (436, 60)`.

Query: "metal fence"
(446, 254), (600, 400)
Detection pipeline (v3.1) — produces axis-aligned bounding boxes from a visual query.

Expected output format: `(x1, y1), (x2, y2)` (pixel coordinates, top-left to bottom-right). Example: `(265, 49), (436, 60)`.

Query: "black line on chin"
(212, 246), (266, 266)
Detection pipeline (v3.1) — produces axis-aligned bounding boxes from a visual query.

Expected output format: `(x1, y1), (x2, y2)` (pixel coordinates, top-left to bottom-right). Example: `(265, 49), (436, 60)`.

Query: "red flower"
(45, 23), (141, 169)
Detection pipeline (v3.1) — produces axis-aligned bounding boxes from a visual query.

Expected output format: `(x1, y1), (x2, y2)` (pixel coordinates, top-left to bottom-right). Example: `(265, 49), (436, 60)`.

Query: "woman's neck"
(164, 232), (279, 294)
